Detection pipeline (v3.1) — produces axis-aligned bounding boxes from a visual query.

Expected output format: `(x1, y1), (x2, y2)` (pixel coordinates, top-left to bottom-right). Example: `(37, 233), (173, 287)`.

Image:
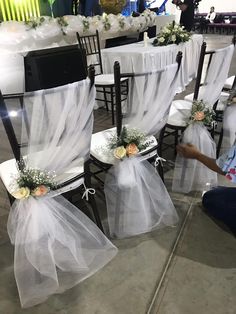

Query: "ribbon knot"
(154, 156), (166, 168)
(82, 184), (96, 201)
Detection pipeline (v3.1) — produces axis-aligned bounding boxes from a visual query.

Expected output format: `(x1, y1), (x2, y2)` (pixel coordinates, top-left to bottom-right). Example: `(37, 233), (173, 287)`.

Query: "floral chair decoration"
(103, 56), (182, 238)
(172, 44), (234, 193)
(0, 72), (117, 308)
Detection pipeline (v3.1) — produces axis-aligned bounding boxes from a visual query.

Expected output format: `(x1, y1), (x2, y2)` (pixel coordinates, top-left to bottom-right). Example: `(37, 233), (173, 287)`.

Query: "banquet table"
(101, 34), (203, 92)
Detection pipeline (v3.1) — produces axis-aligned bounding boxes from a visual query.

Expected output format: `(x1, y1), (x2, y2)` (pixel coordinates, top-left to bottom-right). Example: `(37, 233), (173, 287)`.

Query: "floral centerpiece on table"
(11, 162), (57, 200)
(108, 126), (149, 160)
(188, 100), (215, 126)
(153, 21), (190, 47)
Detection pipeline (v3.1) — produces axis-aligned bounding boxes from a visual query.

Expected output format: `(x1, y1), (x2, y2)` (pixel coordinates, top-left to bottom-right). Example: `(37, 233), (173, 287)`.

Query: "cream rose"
(158, 37), (165, 43)
(126, 143), (139, 156)
(114, 146), (127, 159)
(12, 187), (30, 199)
(171, 35), (176, 42)
(194, 111), (205, 121)
(31, 185), (49, 197)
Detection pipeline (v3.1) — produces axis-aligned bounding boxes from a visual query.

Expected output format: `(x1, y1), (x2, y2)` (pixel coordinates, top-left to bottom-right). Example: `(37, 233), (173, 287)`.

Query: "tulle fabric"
(105, 158), (178, 238)
(104, 63), (179, 238)
(221, 104), (236, 154)
(8, 80), (117, 308)
(200, 45), (234, 107)
(8, 196), (117, 308)
(172, 44), (234, 193)
(172, 123), (217, 193)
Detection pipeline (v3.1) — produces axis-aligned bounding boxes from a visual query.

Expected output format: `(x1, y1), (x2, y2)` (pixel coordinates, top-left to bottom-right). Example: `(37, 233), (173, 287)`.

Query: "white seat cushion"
(0, 158), (84, 196)
(224, 75), (235, 90)
(167, 100), (193, 127)
(90, 127), (158, 165)
(95, 74), (127, 86)
(184, 90), (229, 111)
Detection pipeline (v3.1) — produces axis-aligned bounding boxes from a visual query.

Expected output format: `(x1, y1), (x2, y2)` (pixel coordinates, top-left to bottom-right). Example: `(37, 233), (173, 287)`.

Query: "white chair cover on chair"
(221, 103), (236, 154)
(104, 64), (179, 238)
(7, 80), (117, 308)
(172, 45), (234, 193)
(172, 123), (217, 193)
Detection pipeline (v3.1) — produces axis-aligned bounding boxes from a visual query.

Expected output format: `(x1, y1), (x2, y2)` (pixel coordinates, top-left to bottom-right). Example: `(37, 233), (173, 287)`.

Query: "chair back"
(77, 30), (103, 76)
(24, 45), (87, 92)
(193, 41), (234, 107)
(114, 52), (183, 137)
(0, 67), (95, 176)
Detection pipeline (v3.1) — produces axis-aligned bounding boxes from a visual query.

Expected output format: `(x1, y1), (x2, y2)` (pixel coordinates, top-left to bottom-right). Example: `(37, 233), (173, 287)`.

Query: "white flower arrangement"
(11, 162), (57, 200)
(107, 126), (149, 160)
(20, 10), (156, 35)
(153, 21), (191, 46)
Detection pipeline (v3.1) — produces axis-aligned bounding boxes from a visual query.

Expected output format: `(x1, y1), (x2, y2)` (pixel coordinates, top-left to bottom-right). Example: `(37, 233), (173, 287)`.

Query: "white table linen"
(101, 34), (203, 92)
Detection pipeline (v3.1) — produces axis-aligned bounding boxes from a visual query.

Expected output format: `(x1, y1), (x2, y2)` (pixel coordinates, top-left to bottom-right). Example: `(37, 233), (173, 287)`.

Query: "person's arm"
(176, 143), (225, 175)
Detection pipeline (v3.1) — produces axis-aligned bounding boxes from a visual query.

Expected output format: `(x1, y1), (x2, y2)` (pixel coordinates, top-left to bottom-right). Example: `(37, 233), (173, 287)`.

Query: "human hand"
(176, 143), (201, 159)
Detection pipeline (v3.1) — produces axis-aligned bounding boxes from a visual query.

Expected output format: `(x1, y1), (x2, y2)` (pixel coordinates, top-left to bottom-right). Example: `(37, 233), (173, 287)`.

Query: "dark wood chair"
(76, 30), (129, 125)
(159, 41), (234, 158)
(90, 52), (182, 186)
(0, 66), (104, 232)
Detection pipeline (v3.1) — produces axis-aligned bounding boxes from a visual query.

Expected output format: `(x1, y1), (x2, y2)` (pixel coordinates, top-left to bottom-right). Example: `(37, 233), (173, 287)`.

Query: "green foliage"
(108, 126), (149, 151)
(189, 100), (215, 126)
(153, 21), (190, 47)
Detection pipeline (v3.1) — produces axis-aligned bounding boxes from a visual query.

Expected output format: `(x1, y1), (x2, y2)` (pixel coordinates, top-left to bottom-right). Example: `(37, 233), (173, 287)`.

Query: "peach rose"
(12, 187), (30, 199)
(31, 185), (49, 197)
(114, 146), (127, 159)
(126, 143), (139, 156)
(194, 111), (205, 121)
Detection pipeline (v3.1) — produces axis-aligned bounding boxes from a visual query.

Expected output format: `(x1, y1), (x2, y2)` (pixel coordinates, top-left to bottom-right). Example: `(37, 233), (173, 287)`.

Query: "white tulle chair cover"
(221, 104), (236, 154)
(7, 80), (117, 308)
(104, 63), (179, 238)
(199, 45), (234, 107)
(172, 45), (234, 193)
(172, 123), (217, 193)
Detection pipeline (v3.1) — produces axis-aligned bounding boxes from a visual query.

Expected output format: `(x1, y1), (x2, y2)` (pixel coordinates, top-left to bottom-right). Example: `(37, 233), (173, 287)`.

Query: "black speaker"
(24, 45), (87, 92)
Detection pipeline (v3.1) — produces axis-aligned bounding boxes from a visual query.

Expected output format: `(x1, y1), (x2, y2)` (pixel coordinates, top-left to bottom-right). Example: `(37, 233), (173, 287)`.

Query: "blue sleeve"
(217, 145), (236, 183)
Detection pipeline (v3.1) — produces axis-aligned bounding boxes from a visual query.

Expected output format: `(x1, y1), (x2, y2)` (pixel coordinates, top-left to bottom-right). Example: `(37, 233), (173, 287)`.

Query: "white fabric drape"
(8, 80), (117, 308)
(102, 35), (203, 92)
(172, 123), (217, 193)
(104, 64), (179, 238)
(172, 45), (234, 193)
(198, 45), (234, 107)
(221, 103), (236, 154)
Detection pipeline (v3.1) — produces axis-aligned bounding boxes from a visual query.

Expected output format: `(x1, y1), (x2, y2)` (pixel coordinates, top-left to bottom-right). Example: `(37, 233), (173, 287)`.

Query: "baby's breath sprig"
(11, 161), (57, 200)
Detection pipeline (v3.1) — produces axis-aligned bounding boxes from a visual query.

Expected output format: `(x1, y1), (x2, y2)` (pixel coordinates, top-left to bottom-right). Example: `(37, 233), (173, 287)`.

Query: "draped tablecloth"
(102, 34), (203, 92)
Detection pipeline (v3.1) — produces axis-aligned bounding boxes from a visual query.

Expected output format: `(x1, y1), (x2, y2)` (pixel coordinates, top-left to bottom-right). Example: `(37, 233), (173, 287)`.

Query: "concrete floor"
(0, 34), (235, 314)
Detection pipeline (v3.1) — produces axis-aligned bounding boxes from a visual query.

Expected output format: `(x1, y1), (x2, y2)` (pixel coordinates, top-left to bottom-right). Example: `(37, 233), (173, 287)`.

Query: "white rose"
(171, 35), (176, 42)
(12, 187), (30, 199)
(164, 28), (171, 34)
(158, 37), (165, 43)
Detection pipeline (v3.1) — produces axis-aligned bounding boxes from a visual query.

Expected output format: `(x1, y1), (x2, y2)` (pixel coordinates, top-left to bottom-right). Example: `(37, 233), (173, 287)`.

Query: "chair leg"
(110, 86), (115, 125)
(217, 127), (224, 158)
(158, 126), (166, 157)
(102, 87), (109, 111)
(84, 161), (104, 233)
